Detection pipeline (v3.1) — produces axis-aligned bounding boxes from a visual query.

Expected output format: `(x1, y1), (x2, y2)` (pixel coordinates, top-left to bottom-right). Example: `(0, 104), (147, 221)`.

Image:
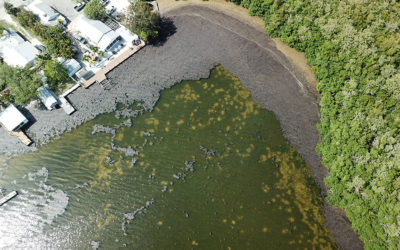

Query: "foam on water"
(0, 167), (69, 249)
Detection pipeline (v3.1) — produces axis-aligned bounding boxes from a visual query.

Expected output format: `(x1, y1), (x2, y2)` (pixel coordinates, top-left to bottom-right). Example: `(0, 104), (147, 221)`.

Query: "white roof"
(75, 16), (120, 50)
(0, 104), (28, 131)
(0, 29), (39, 67)
(61, 58), (82, 77)
(116, 26), (139, 44)
(37, 86), (59, 110)
(27, 1), (59, 22)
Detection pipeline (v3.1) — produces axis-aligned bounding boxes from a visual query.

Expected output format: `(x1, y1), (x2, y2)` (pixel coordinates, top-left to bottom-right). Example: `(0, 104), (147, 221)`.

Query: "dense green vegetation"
(124, 0), (160, 42)
(84, 0), (107, 21)
(5, 4), (74, 58)
(0, 64), (42, 105)
(0, 4), (73, 106)
(226, 0), (400, 248)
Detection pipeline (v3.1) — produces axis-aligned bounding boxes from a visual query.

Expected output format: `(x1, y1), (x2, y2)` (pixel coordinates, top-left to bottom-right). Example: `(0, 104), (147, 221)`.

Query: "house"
(115, 26), (140, 46)
(37, 86), (60, 110)
(0, 104), (29, 132)
(27, 1), (67, 26)
(0, 29), (39, 67)
(58, 58), (82, 77)
(74, 16), (121, 51)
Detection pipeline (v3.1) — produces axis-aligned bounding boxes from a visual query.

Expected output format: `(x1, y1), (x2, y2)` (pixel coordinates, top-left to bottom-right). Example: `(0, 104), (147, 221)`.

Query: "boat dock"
(60, 96), (76, 115)
(10, 130), (32, 146)
(0, 191), (18, 206)
(82, 42), (145, 88)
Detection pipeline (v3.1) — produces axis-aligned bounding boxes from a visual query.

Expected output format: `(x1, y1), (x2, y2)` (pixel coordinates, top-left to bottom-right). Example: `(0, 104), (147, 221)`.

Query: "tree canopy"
(0, 63), (42, 105)
(43, 60), (69, 90)
(124, 0), (160, 42)
(84, 0), (107, 21)
(226, 0), (400, 248)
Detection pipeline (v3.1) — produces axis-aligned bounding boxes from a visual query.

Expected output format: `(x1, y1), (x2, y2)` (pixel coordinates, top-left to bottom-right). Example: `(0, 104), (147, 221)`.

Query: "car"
(74, 2), (85, 11)
(100, 0), (110, 6)
(106, 6), (117, 16)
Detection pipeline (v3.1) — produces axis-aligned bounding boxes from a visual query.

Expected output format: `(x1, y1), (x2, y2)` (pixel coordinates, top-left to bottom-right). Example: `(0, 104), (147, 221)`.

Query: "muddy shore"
(0, 5), (362, 249)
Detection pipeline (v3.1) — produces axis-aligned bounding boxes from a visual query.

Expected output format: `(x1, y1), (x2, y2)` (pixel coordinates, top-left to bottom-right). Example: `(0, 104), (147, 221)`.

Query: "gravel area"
(0, 5), (362, 249)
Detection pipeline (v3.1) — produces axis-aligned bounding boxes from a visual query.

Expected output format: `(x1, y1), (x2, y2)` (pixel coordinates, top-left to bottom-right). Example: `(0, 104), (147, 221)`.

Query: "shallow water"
(0, 66), (336, 249)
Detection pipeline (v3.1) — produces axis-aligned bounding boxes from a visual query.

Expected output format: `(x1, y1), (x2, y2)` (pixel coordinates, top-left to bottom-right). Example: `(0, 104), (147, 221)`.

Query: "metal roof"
(37, 86), (59, 110)
(0, 104), (29, 131)
(0, 29), (39, 67)
(28, 1), (59, 22)
(76, 16), (120, 50)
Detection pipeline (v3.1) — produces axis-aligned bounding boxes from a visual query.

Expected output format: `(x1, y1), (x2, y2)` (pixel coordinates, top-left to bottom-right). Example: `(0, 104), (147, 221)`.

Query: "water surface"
(0, 66), (336, 249)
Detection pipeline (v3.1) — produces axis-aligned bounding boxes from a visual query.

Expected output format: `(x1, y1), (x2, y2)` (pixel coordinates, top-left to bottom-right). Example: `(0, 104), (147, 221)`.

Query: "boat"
(0, 191), (18, 206)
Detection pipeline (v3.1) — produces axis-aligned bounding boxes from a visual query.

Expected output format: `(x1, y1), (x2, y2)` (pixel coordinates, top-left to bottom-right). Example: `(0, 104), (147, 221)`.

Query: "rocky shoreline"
(0, 5), (362, 249)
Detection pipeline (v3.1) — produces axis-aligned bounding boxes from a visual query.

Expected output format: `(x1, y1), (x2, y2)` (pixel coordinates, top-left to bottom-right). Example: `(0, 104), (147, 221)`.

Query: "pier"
(10, 131), (32, 146)
(0, 191), (18, 207)
(82, 42), (145, 88)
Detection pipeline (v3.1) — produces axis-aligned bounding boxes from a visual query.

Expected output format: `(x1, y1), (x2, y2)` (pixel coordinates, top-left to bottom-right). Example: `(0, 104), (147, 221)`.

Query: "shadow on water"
(152, 18), (177, 47)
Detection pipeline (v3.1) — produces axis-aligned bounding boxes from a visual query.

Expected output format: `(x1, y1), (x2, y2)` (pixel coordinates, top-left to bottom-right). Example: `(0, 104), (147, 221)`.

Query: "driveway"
(4, 0), (80, 22)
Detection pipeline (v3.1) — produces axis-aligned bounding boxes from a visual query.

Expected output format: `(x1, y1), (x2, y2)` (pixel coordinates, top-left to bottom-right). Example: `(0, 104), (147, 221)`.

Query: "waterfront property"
(72, 16), (121, 51)
(0, 104), (32, 145)
(58, 58), (82, 77)
(0, 29), (39, 67)
(0, 104), (29, 132)
(37, 86), (60, 111)
(26, 0), (67, 26)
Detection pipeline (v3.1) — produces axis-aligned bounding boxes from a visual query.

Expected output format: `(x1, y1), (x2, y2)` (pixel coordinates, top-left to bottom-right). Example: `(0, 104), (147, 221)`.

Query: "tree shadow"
(152, 17), (177, 47)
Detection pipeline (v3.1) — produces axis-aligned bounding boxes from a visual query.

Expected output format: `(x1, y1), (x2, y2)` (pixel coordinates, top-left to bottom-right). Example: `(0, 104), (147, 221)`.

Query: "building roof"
(37, 86), (59, 110)
(59, 58), (82, 77)
(75, 16), (120, 50)
(0, 104), (29, 131)
(27, 1), (59, 22)
(116, 26), (139, 45)
(0, 29), (39, 67)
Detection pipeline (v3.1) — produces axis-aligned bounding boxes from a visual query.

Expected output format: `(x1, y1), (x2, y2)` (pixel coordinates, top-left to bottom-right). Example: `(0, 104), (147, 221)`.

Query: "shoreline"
(0, 4), (362, 249)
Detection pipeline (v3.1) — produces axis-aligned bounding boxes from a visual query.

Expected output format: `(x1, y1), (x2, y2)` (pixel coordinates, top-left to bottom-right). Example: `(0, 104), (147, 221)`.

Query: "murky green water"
(0, 66), (336, 249)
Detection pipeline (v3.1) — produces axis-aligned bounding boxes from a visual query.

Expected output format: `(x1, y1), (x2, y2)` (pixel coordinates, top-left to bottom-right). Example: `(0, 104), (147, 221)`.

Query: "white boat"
(0, 191), (18, 206)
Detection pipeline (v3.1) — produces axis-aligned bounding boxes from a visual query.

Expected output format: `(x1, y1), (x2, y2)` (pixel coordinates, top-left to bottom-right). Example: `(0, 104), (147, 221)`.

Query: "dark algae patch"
(0, 66), (336, 249)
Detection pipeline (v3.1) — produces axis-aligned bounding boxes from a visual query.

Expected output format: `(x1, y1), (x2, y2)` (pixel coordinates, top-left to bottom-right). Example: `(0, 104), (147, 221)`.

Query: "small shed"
(58, 58), (82, 77)
(0, 104), (29, 132)
(37, 86), (60, 110)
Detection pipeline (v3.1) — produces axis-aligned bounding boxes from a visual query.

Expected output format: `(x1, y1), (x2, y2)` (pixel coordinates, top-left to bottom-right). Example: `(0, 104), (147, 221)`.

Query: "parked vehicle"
(100, 0), (110, 6)
(74, 2), (85, 11)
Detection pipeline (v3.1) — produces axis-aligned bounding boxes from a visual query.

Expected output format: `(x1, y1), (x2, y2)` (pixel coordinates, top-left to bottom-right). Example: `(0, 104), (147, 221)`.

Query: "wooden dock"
(0, 191), (18, 206)
(82, 42), (145, 88)
(10, 130), (32, 146)
(60, 96), (76, 115)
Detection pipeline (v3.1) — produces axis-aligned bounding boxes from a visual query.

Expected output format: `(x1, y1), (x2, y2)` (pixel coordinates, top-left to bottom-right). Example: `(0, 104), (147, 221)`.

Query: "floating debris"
(105, 156), (115, 164)
(111, 143), (139, 157)
(184, 161), (196, 172)
(161, 186), (168, 193)
(115, 108), (143, 119)
(122, 199), (155, 235)
(142, 131), (152, 136)
(91, 241), (100, 250)
(92, 124), (116, 136)
(200, 146), (217, 157)
(115, 119), (132, 129)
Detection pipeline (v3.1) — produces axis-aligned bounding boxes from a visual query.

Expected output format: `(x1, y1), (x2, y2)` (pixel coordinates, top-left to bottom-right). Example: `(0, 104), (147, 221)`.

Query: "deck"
(82, 42), (145, 88)
(10, 130), (32, 146)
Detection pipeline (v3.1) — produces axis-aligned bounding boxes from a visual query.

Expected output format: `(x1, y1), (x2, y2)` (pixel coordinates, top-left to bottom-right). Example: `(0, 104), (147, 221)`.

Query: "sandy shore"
(0, 4), (362, 249)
